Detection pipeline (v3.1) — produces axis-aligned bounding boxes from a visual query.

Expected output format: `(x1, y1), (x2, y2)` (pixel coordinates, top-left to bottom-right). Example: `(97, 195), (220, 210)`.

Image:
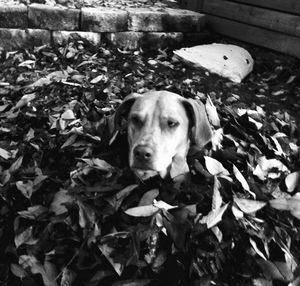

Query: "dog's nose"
(134, 145), (153, 162)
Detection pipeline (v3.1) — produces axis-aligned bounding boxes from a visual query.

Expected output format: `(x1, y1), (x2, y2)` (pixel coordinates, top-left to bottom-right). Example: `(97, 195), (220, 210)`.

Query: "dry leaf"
(125, 205), (159, 217)
(285, 172), (300, 193)
(205, 156), (230, 177)
(206, 95), (220, 127)
(212, 176), (222, 210)
(232, 164), (255, 198)
(200, 204), (228, 229)
(0, 147), (11, 160)
(234, 198), (266, 214)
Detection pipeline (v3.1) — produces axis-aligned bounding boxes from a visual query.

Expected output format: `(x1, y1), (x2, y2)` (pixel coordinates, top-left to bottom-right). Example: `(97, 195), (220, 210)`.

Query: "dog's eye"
(130, 115), (143, 126)
(167, 120), (179, 128)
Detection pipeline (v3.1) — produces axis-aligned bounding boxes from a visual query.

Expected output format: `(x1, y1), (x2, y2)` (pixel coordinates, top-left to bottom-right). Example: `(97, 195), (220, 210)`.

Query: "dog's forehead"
(131, 92), (185, 115)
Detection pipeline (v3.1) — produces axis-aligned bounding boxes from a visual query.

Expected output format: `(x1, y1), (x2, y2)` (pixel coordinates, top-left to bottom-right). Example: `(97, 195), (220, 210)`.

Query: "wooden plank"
(230, 0), (300, 16)
(181, 0), (204, 12)
(202, 0), (300, 38)
(206, 15), (300, 58)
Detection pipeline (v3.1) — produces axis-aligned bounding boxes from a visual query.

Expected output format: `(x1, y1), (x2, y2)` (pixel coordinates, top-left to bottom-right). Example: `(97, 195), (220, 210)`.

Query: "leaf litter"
(0, 39), (299, 286)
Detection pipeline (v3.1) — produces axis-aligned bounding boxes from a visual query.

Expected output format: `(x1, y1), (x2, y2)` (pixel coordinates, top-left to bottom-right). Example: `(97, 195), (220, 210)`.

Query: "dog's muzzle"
(132, 145), (155, 170)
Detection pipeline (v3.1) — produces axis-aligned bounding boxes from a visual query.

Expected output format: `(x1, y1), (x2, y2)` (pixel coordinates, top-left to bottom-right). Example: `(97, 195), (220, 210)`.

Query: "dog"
(114, 90), (212, 180)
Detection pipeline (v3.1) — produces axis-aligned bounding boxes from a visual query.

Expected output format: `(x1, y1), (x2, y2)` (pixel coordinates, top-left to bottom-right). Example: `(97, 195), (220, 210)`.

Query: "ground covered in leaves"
(0, 39), (300, 286)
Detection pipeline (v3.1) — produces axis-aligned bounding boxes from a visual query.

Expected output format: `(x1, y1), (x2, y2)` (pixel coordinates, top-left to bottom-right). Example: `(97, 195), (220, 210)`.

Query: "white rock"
(174, 43), (254, 83)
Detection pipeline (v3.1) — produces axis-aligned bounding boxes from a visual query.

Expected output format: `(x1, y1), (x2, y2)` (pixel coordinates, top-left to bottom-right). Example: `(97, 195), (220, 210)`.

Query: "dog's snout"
(134, 145), (153, 162)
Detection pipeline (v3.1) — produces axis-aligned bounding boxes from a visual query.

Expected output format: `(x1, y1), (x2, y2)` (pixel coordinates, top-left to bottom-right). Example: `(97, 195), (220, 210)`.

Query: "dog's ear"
(109, 93), (143, 145)
(113, 93), (143, 131)
(182, 98), (212, 148)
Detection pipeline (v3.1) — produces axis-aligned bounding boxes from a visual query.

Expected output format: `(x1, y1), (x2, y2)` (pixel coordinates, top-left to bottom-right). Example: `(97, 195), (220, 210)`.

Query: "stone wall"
(0, 4), (206, 50)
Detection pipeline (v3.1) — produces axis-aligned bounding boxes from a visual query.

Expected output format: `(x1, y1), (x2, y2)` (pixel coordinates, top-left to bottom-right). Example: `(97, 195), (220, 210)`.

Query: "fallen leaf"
(153, 200), (177, 211)
(211, 226), (223, 242)
(138, 189), (159, 206)
(80, 158), (114, 172)
(206, 95), (220, 127)
(0, 104), (9, 112)
(289, 194), (300, 220)
(90, 74), (108, 84)
(212, 176), (222, 210)
(10, 264), (27, 279)
(50, 189), (73, 215)
(232, 164), (255, 198)
(115, 184), (138, 201)
(270, 136), (285, 157)
(78, 201), (96, 229)
(125, 205), (159, 217)
(60, 268), (76, 286)
(169, 155), (189, 179)
(249, 237), (267, 260)
(256, 260), (287, 281)
(98, 232), (138, 276)
(15, 226), (38, 248)
(285, 172), (300, 193)
(253, 157), (288, 180)
(25, 128), (35, 141)
(61, 134), (78, 149)
(234, 198), (266, 214)
(200, 203), (228, 229)
(269, 198), (290, 211)
(9, 156), (23, 173)
(19, 255), (57, 286)
(204, 156), (230, 177)
(16, 180), (34, 199)
(252, 278), (272, 286)
(14, 93), (36, 110)
(34, 261), (58, 286)
(211, 128), (223, 151)
(0, 147), (11, 159)
(30, 77), (51, 88)
(232, 205), (243, 219)
(18, 205), (48, 220)
(61, 109), (76, 120)
(92, 158), (114, 171)
(248, 117), (263, 130)
(107, 184), (138, 211)
(148, 59), (158, 66)
(18, 60), (35, 68)
(71, 74), (85, 83)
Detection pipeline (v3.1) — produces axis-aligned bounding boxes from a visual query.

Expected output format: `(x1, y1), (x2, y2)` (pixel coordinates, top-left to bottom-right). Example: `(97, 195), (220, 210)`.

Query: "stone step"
(0, 4), (206, 50)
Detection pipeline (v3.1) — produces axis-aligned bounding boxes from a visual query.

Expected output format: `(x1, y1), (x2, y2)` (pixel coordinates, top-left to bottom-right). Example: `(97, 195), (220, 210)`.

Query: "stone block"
(105, 31), (143, 50)
(0, 5), (28, 28)
(81, 8), (128, 32)
(104, 31), (183, 50)
(163, 9), (205, 32)
(145, 32), (183, 49)
(127, 8), (168, 32)
(0, 28), (51, 50)
(53, 31), (101, 46)
(28, 4), (80, 31)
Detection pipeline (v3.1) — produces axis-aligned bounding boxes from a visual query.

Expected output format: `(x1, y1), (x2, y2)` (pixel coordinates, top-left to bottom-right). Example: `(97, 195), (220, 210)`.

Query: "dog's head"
(114, 91), (212, 179)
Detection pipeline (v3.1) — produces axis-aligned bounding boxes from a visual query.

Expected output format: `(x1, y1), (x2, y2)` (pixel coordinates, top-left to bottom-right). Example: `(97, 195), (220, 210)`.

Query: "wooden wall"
(184, 0), (300, 58)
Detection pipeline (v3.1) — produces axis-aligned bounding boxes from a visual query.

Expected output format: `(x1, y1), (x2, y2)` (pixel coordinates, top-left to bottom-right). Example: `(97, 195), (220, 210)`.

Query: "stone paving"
(0, 4), (206, 50)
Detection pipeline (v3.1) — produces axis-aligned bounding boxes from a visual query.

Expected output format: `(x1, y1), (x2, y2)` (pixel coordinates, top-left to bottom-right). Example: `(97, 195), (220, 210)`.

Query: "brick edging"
(0, 4), (206, 50)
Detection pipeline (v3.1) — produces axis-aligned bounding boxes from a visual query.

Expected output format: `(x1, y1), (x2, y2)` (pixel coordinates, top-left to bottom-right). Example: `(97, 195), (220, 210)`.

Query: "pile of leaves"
(0, 39), (300, 286)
